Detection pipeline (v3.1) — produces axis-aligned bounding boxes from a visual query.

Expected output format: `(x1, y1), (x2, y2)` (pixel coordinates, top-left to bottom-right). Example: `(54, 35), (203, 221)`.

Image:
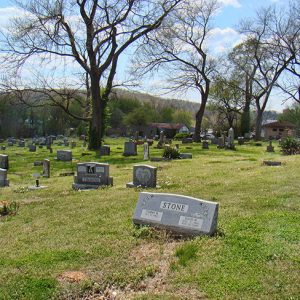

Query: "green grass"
(0, 138), (299, 299)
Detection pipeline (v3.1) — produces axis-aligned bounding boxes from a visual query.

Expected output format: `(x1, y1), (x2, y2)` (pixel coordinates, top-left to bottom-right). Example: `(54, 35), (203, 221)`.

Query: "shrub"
(174, 132), (190, 140)
(163, 146), (181, 159)
(0, 201), (19, 216)
(280, 137), (300, 155)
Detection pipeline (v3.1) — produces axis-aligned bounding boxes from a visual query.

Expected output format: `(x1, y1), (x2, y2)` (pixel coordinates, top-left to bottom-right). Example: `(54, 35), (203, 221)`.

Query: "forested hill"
(111, 88), (199, 114)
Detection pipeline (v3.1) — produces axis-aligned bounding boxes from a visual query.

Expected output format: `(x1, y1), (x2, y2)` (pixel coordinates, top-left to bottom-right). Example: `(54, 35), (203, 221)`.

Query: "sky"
(0, 0), (293, 112)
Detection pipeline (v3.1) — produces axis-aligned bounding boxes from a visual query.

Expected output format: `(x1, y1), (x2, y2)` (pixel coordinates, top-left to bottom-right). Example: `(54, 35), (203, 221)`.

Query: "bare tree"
(237, 3), (299, 140)
(0, 0), (181, 149)
(133, 0), (219, 141)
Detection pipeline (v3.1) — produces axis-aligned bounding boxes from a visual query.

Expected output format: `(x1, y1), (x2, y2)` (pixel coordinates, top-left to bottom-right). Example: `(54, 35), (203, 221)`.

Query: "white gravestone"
(127, 165), (157, 188)
(0, 168), (9, 187)
(0, 154), (9, 170)
(143, 142), (149, 160)
(72, 162), (113, 189)
(133, 192), (219, 236)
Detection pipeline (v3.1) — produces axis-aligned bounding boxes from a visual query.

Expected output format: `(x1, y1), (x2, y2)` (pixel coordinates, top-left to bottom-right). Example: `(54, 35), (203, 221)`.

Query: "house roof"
(149, 123), (187, 130)
(262, 121), (296, 129)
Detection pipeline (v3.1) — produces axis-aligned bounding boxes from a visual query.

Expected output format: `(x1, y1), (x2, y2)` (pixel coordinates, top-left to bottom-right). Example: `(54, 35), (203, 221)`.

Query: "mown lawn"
(0, 138), (299, 299)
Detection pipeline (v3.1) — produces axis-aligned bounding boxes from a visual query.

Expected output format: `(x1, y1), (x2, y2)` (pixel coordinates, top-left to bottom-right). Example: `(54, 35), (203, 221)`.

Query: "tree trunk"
(255, 108), (263, 141)
(88, 75), (102, 150)
(240, 75), (252, 136)
(193, 93), (208, 142)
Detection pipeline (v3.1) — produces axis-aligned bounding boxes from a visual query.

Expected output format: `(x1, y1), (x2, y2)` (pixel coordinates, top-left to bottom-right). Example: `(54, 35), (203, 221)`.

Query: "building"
(261, 121), (296, 139)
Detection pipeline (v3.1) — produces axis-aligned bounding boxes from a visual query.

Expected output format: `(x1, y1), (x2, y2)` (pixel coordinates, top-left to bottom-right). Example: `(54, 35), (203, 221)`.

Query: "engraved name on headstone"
(57, 150), (72, 161)
(133, 192), (219, 236)
(127, 165), (157, 188)
(72, 162), (113, 189)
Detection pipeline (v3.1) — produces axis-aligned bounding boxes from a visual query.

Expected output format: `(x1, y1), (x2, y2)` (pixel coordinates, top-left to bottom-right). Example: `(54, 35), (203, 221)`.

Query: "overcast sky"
(0, 0), (293, 112)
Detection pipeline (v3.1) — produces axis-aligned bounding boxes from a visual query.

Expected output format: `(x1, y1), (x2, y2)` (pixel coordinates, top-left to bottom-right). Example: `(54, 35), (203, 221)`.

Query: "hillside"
(112, 88), (199, 114)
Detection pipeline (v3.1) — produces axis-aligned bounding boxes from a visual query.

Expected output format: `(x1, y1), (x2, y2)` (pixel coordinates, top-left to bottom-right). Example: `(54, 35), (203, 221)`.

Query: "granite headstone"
(133, 192), (219, 236)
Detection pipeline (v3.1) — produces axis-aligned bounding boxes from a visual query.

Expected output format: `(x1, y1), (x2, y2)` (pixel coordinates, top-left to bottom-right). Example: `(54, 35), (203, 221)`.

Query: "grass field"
(0, 138), (299, 299)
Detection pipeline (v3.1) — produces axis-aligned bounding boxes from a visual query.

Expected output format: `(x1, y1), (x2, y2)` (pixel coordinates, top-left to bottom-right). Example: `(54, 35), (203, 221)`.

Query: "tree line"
(0, 0), (299, 148)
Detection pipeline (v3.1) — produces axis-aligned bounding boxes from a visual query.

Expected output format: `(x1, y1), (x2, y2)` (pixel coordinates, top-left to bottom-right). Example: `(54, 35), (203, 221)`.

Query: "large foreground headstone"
(133, 192), (219, 236)
(127, 165), (157, 188)
(0, 154), (9, 170)
(57, 150), (72, 161)
(0, 168), (9, 187)
(72, 162), (113, 189)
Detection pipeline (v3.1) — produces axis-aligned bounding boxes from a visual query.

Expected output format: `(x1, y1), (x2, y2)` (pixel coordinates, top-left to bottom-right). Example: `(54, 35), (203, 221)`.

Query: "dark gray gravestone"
(57, 150), (72, 161)
(0, 146), (6, 151)
(127, 165), (157, 188)
(266, 141), (274, 152)
(43, 159), (50, 178)
(0, 168), (9, 187)
(123, 141), (137, 156)
(100, 145), (110, 156)
(0, 154), (8, 170)
(71, 141), (77, 148)
(72, 162), (113, 189)
(133, 192), (219, 236)
(180, 153), (192, 159)
(202, 141), (209, 149)
(29, 144), (36, 152)
(18, 140), (25, 147)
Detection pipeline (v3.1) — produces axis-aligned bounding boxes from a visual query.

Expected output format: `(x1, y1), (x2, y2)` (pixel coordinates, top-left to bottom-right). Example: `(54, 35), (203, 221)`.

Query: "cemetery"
(0, 137), (299, 299)
(0, 0), (299, 298)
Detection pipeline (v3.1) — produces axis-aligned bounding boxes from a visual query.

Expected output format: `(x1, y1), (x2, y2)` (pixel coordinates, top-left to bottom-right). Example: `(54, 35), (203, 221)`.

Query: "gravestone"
(238, 137), (245, 145)
(227, 127), (235, 149)
(266, 141), (274, 152)
(43, 159), (50, 178)
(0, 146), (6, 151)
(71, 141), (77, 148)
(72, 162), (113, 189)
(29, 144), (36, 152)
(182, 137), (193, 144)
(57, 150), (72, 161)
(100, 145), (110, 156)
(18, 140), (25, 147)
(123, 141), (137, 156)
(33, 161), (43, 166)
(64, 141), (70, 147)
(133, 192), (219, 236)
(143, 142), (149, 160)
(0, 168), (9, 187)
(127, 165), (157, 188)
(263, 160), (281, 166)
(157, 131), (165, 148)
(202, 141), (209, 149)
(217, 137), (225, 149)
(180, 153), (192, 159)
(0, 154), (8, 170)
